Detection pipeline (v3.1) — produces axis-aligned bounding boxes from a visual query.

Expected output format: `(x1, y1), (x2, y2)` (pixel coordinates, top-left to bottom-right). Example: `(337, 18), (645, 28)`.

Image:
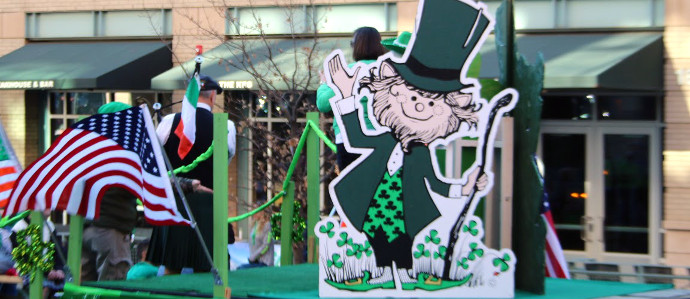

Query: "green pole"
(280, 181), (295, 266)
(213, 113), (229, 298)
(67, 215), (84, 286)
(30, 211), (43, 299)
(306, 112), (320, 263)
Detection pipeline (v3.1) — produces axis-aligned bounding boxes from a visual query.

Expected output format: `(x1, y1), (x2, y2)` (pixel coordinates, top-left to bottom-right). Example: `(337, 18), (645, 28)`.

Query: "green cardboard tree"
(494, 0), (547, 294)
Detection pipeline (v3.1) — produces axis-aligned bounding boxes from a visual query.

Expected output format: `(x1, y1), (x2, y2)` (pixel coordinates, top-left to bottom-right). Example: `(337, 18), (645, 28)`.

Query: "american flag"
(3, 105), (190, 226)
(0, 120), (21, 208)
(542, 193), (570, 279)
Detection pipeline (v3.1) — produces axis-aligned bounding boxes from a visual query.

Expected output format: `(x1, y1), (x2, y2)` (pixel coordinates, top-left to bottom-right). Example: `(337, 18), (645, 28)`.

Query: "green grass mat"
(68, 264), (671, 299)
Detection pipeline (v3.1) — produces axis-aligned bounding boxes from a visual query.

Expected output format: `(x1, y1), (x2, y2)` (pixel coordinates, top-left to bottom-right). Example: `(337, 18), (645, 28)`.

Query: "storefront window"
(597, 95), (657, 121)
(542, 95), (593, 120)
(47, 91), (106, 143)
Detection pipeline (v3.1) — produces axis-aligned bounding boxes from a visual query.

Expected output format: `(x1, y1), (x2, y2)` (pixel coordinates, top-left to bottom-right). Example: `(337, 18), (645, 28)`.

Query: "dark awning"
(478, 32), (663, 90)
(0, 41), (172, 90)
(151, 38), (352, 91)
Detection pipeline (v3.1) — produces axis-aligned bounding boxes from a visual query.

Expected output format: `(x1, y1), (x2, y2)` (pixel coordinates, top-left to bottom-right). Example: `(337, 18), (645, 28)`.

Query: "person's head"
(351, 27), (388, 62)
(198, 75), (223, 107)
(137, 239), (150, 262)
(360, 60), (480, 152)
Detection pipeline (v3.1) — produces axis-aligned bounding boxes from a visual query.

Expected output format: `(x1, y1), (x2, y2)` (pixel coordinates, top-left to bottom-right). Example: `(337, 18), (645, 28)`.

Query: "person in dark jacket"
(146, 75), (236, 274)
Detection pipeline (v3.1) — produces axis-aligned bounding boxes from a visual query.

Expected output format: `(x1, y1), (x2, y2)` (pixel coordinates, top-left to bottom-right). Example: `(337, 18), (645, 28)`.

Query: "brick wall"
(0, 90), (26, 166)
(664, 0), (690, 267)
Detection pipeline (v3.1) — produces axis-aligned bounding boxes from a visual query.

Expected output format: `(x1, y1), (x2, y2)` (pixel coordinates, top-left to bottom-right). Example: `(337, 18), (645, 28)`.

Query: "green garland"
(270, 200), (306, 243)
(12, 224), (54, 281)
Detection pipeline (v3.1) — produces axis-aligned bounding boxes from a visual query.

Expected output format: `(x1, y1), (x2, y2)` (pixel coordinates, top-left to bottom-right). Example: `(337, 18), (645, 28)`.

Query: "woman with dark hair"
(317, 26), (388, 171)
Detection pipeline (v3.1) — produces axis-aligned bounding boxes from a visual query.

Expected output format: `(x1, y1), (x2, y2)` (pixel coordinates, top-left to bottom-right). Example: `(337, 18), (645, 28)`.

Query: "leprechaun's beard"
(372, 86), (464, 152)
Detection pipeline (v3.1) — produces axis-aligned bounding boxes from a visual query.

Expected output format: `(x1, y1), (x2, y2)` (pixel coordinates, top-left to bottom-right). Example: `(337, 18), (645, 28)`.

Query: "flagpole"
(42, 215), (71, 282)
(160, 146), (222, 286)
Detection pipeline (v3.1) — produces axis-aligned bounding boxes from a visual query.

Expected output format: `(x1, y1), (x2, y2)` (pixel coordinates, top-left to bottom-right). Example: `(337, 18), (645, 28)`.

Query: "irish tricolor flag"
(174, 73), (201, 159)
(0, 120), (21, 208)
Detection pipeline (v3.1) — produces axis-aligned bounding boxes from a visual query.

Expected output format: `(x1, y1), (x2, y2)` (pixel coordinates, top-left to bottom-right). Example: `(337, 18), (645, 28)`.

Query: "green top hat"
(390, 0), (491, 93)
(381, 31), (411, 55)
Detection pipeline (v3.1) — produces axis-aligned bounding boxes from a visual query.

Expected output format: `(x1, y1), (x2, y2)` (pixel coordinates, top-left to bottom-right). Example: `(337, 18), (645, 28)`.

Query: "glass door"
(540, 125), (660, 262)
(600, 127), (661, 260)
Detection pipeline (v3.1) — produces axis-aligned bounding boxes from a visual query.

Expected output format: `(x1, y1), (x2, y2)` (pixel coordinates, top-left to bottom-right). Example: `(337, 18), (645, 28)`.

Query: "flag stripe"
(7, 130), (94, 214)
(173, 74), (200, 159)
(542, 211), (571, 279)
(0, 166), (17, 176)
(4, 106), (190, 226)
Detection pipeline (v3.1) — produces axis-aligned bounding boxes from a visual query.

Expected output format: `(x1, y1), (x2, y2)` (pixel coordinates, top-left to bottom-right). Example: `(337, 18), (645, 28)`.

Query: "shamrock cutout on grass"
(433, 246), (447, 259)
(462, 220), (479, 236)
(493, 253), (511, 272)
(336, 232), (353, 247)
(468, 242), (484, 261)
(457, 257), (469, 269)
(319, 222), (335, 238)
(413, 243), (431, 258)
(327, 253), (344, 268)
(424, 229), (441, 244)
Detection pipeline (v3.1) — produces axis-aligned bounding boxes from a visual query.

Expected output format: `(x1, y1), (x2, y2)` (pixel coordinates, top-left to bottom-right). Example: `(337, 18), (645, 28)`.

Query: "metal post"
(306, 112), (320, 263)
(29, 212), (43, 299)
(213, 113), (230, 298)
(66, 215), (83, 286)
(280, 181), (295, 266)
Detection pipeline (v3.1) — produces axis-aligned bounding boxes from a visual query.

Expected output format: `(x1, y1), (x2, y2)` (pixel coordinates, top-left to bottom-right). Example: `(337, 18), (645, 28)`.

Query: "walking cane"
(442, 93), (515, 280)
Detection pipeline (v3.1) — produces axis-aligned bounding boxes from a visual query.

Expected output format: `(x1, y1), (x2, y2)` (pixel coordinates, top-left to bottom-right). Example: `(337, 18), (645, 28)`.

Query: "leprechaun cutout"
(315, 0), (517, 297)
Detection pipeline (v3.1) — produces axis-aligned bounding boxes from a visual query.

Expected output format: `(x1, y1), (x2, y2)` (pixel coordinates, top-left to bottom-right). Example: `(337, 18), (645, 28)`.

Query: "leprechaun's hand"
(328, 54), (361, 99)
(462, 167), (488, 196)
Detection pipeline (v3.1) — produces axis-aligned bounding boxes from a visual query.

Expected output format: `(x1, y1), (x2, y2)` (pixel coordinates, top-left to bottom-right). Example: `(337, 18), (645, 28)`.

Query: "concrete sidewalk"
(599, 289), (690, 299)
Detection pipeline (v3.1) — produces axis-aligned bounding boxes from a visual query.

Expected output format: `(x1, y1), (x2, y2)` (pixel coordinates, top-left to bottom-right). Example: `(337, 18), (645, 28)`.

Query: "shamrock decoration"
(345, 241), (373, 259)
(413, 243), (430, 258)
(424, 229), (441, 245)
(493, 253), (511, 272)
(467, 242), (484, 261)
(462, 220), (479, 236)
(327, 253), (343, 268)
(319, 222), (335, 238)
(12, 224), (55, 282)
(270, 200), (306, 243)
(457, 257), (469, 269)
(336, 232), (353, 247)
(433, 246), (447, 259)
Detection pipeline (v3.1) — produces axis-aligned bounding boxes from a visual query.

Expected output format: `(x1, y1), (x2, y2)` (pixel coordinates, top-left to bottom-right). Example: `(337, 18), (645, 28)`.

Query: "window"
(227, 3), (397, 35)
(48, 92), (106, 143)
(542, 93), (660, 121)
(482, 0), (664, 30)
(27, 10), (172, 39)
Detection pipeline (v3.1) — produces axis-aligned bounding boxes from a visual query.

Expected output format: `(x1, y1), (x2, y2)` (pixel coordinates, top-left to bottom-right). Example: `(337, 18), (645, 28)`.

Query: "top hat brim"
(390, 61), (469, 93)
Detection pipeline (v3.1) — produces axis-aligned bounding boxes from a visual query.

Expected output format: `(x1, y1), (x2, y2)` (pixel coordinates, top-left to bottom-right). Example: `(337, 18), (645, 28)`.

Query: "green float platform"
(61, 264), (673, 299)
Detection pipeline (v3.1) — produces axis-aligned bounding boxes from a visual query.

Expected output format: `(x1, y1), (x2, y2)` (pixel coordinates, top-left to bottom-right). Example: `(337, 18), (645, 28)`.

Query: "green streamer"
(227, 119), (338, 223)
(170, 142), (214, 175)
(0, 210), (30, 228)
(227, 191), (285, 223)
(308, 121), (337, 152)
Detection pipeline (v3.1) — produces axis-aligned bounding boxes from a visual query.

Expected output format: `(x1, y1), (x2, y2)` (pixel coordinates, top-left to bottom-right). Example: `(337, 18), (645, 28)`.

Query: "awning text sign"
(218, 80), (253, 89)
(0, 80), (54, 89)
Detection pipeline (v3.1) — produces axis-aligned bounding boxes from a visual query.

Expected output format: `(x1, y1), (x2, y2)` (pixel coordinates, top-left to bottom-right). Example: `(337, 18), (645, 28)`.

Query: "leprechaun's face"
(390, 84), (453, 123)
(363, 61), (478, 152)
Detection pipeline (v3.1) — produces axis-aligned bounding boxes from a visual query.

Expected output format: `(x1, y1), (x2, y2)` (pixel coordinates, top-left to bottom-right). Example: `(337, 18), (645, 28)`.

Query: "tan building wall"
(664, 0), (690, 271)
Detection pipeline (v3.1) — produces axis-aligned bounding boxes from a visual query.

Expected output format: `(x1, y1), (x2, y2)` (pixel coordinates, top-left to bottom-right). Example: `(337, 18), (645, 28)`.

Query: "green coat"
(334, 110), (456, 239)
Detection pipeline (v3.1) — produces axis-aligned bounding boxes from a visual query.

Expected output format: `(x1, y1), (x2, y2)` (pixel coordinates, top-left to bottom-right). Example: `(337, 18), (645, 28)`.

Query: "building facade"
(0, 0), (689, 278)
